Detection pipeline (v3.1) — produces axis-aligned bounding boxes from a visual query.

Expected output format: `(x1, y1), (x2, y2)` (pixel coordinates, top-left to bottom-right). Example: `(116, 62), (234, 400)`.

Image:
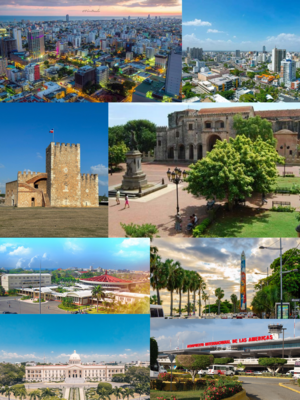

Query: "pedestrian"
(175, 212), (182, 232)
(124, 194), (130, 209)
(116, 190), (120, 205)
(262, 192), (267, 205)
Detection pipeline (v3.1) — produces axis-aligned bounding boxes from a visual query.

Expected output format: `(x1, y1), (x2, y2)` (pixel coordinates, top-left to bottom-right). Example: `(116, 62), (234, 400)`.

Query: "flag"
(49, 129), (54, 133)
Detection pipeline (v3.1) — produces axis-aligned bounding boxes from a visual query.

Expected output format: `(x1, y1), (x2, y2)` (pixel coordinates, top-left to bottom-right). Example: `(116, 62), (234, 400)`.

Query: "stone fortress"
(5, 142), (99, 207)
(155, 106), (300, 162)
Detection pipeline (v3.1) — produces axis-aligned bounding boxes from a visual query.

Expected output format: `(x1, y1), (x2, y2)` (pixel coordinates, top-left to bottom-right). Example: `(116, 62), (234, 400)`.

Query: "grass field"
(273, 176), (300, 189)
(0, 206), (108, 237)
(151, 390), (204, 400)
(206, 208), (298, 237)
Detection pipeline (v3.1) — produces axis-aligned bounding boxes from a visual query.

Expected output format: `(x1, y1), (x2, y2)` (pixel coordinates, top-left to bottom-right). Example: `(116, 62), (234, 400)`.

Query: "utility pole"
(40, 261), (42, 315)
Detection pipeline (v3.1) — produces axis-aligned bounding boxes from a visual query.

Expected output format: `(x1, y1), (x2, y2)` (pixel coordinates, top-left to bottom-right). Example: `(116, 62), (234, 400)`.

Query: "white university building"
(25, 351), (125, 383)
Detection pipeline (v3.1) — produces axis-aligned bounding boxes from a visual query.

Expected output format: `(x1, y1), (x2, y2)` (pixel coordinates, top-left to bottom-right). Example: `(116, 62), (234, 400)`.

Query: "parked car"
(2, 311), (17, 314)
(253, 371), (263, 375)
(244, 370), (254, 374)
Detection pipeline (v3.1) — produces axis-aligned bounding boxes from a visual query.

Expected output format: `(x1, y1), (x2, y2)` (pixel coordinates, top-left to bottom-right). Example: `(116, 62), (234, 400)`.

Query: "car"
(253, 371), (262, 375)
(2, 311), (17, 314)
(244, 370), (254, 374)
(71, 311), (80, 314)
(286, 370), (294, 376)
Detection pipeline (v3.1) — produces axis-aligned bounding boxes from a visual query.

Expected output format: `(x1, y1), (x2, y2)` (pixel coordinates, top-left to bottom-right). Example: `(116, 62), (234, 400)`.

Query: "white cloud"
(183, 33), (233, 49)
(98, 180), (108, 187)
(9, 246), (31, 256)
(119, 354), (128, 358)
(43, 253), (47, 258)
(0, 243), (13, 252)
(233, 36), (236, 38)
(28, 255), (38, 268)
(91, 164), (108, 176)
(0, 350), (43, 360)
(207, 29), (224, 33)
(16, 258), (25, 268)
(37, 152), (42, 159)
(183, 19), (211, 27)
(120, 238), (149, 248)
(65, 240), (82, 252)
(125, 349), (131, 351)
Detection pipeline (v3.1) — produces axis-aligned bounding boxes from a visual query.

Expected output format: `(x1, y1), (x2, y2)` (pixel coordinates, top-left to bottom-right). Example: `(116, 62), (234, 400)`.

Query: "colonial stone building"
(5, 142), (99, 207)
(155, 106), (300, 161)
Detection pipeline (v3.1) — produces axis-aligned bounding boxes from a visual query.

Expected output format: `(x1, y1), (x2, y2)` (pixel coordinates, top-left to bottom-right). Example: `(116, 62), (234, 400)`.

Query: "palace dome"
(69, 351), (81, 364)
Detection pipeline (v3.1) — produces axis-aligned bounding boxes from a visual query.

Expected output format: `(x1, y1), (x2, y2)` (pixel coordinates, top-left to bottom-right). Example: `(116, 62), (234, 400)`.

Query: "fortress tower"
(46, 142), (81, 207)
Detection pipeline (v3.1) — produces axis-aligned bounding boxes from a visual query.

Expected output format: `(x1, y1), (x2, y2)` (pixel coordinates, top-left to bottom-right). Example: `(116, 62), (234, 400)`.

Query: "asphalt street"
(0, 297), (67, 314)
(241, 377), (300, 400)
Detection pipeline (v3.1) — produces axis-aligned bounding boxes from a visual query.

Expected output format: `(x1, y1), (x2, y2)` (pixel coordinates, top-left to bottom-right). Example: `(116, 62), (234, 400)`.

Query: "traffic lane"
(0, 298), (67, 314)
(241, 377), (299, 400)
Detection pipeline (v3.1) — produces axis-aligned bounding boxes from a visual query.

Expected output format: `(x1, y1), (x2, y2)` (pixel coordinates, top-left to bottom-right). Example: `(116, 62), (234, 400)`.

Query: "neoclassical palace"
(155, 106), (300, 161)
(25, 351), (125, 383)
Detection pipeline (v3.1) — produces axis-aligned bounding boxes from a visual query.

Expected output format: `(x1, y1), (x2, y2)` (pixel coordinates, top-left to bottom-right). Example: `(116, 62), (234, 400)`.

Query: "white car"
(198, 369), (209, 376)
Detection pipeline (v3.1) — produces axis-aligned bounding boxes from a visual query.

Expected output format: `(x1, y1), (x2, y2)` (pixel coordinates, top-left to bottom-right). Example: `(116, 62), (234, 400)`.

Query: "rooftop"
(80, 271), (132, 283)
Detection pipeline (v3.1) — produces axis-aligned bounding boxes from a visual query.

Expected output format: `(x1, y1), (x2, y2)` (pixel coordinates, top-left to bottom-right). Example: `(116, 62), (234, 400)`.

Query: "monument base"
(121, 150), (148, 190)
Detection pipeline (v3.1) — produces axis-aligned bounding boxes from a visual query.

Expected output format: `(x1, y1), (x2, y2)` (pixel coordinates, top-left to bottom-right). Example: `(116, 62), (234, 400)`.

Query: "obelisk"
(240, 251), (247, 312)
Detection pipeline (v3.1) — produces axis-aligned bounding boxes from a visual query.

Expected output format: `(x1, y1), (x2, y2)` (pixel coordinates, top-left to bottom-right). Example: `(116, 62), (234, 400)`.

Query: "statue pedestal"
(121, 150), (148, 190)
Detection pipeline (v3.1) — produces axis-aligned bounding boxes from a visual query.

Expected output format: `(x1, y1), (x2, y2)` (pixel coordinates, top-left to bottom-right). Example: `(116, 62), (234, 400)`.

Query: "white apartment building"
(280, 58), (296, 86)
(13, 28), (23, 52)
(1, 273), (51, 291)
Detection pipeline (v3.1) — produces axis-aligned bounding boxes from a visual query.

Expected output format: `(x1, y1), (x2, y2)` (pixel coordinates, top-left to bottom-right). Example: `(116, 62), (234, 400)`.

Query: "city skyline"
(0, 314), (150, 362)
(151, 238), (299, 313)
(183, 0), (300, 51)
(0, 238), (150, 270)
(151, 319), (300, 351)
(0, 104), (108, 195)
(0, 0), (182, 17)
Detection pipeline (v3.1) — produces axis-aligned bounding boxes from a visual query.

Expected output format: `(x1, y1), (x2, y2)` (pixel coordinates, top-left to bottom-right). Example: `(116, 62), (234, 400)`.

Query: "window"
(290, 150), (293, 155)
(188, 124), (193, 130)
(151, 308), (158, 317)
(34, 184), (38, 189)
(220, 121), (224, 128)
(205, 122), (211, 129)
(158, 140), (161, 146)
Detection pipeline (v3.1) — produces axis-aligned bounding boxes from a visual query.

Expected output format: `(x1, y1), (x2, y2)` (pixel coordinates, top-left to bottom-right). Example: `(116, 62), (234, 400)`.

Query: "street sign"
(292, 299), (300, 302)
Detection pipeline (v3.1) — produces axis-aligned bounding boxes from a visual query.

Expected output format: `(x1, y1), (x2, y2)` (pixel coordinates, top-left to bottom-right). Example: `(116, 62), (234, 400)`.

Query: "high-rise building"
(0, 38), (17, 58)
(146, 47), (155, 59)
(189, 47), (203, 60)
(271, 47), (286, 73)
(96, 65), (109, 86)
(280, 58), (296, 86)
(263, 45), (266, 53)
(165, 50), (182, 96)
(66, 14), (69, 22)
(13, 28), (23, 52)
(0, 57), (8, 75)
(25, 63), (40, 82)
(27, 27), (45, 58)
(235, 50), (240, 57)
(74, 65), (96, 90)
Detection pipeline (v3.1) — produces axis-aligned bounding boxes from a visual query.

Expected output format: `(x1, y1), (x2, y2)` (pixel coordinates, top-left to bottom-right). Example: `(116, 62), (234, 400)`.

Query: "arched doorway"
(208, 135), (222, 152)
(197, 144), (203, 160)
(189, 144), (194, 160)
(168, 147), (174, 159)
(31, 197), (35, 207)
(178, 145), (185, 160)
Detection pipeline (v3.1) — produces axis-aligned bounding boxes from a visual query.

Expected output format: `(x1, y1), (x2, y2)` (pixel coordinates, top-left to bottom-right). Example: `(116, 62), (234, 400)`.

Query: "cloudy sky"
(0, 315), (149, 363)
(151, 319), (300, 352)
(109, 103), (300, 128)
(0, 104), (108, 195)
(151, 238), (300, 314)
(183, 0), (300, 51)
(0, 0), (181, 17)
(0, 238), (150, 270)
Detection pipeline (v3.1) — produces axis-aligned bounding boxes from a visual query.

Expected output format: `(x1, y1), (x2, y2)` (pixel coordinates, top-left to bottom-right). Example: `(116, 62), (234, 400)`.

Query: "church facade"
(25, 351), (125, 383)
(155, 106), (300, 162)
(5, 142), (99, 207)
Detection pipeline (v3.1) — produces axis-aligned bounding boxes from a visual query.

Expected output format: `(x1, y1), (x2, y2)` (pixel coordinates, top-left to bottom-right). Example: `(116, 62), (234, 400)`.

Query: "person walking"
(124, 194), (130, 209)
(175, 212), (182, 232)
(116, 190), (120, 205)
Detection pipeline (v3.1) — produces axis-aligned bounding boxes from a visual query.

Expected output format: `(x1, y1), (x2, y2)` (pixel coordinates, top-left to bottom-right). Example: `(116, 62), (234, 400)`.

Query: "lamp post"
(167, 167), (188, 213)
(280, 144), (290, 177)
(282, 328), (287, 358)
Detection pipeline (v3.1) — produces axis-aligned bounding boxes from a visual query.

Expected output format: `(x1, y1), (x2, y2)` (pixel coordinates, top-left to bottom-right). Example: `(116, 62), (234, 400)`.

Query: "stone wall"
(18, 184), (44, 207)
(5, 181), (18, 206)
(80, 174), (99, 207)
(46, 142), (81, 207)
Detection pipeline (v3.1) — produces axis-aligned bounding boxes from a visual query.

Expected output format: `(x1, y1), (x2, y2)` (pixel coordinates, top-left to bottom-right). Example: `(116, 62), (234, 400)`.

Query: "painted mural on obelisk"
(240, 251), (247, 311)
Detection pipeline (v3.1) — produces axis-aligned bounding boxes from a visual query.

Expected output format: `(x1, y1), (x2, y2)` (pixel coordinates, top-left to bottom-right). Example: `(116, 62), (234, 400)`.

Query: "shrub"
(96, 383), (112, 394)
(21, 296), (31, 300)
(284, 174), (294, 177)
(270, 205), (295, 212)
(195, 379), (206, 389)
(176, 380), (185, 391)
(202, 379), (242, 400)
(185, 379), (194, 391)
(192, 218), (210, 237)
(155, 379), (165, 391)
(158, 372), (172, 381)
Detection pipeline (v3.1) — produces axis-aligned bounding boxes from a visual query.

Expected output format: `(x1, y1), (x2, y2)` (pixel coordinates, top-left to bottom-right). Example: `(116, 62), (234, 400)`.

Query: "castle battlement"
(18, 171), (41, 180)
(157, 126), (167, 131)
(54, 142), (80, 150)
(81, 174), (98, 181)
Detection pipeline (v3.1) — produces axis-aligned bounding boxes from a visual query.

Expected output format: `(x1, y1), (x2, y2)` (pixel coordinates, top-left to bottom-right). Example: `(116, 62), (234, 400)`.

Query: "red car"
(244, 370), (254, 374)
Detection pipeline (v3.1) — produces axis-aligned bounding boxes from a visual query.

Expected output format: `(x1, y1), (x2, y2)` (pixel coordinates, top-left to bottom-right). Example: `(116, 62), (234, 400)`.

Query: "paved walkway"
(109, 162), (300, 238)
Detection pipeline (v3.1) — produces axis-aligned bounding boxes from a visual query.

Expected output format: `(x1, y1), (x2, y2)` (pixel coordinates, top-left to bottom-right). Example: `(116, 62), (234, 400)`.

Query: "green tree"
(230, 294), (238, 313)
(215, 288), (225, 315)
(202, 292), (209, 316)
(174, 266), (186, 317)
(61, 297), (74, 308)
(29, 390), (41, 400)
(165, 259), (180, 316)
(112, 387), (123, 400)
(109, 143), (128, 167)
(182, 270), (193, 315)
(0, 285), (5, 296)
(214, 357), (234, 364)
(219, 90), (235, 100)
(185, 135), (284, 210)
(97, 388), (111, 400)
(91, 285), (106, 313)
(97, 384), (112, 395)
(175, 355), (214, 382)
(150, 337), (158, 368)
(233, 114), (276, 145)
(258, 358), (287, 375)
(40, 388), (56, 399)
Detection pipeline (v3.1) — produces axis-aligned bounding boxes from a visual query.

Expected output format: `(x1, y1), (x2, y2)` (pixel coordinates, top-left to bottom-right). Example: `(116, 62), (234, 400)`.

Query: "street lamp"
(166, 167), (188, 213)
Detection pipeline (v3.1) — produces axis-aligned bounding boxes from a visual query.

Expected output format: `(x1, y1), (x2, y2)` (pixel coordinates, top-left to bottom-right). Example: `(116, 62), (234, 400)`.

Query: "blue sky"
(150, 238), (299, 314)
(183, 0), (300, 51)
(0, 315), (150, 363)
(151, 319), (300, 352)
(0, 104), (108, 195)
(110, 103), (300, 128)
(0, 238), (150, 270)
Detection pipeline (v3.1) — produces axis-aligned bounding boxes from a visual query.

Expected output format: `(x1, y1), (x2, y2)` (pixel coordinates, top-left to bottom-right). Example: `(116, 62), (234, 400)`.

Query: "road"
(0, 297), (67, 314)
(241, 377), (300, 400)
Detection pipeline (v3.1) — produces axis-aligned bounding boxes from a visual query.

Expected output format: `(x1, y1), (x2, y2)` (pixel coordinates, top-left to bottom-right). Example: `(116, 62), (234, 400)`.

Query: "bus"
(150, 305), (165, 318)
(294, 361), (300, 379)
(150, 361), (167, 378)
(199, 365), (235, 376)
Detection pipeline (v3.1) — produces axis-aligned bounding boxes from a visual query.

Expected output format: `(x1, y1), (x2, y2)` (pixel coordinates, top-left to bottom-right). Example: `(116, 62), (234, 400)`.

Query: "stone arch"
(215, 119), (225, 129)
(208, 134), (222, 152)
(189, 144), (194, 160)
(167, 146), (174, 159)
(26, 173), (47, 184)
(204, 120), (212, 129)
(197, 144), (203, 160)
(178, 144), (185, 160)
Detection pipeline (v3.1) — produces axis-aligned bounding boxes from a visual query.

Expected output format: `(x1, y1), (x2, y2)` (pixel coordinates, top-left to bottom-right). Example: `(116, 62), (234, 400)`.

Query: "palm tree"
(215, 288), (224, 315)
(122, 388), (134, 400)
(113, 387), (123, 400)
(189, 271), (200, 316)
(197, 275), (206, 317)
(202, 292), (209, 316)
(40, 388), (56, 398)
(150, 295), (158, 304)
(183, 270), (192, 316)
(230, 294), (238, 313)
(150, 247), (167, 306)
(4, 386), (13, 400)
(29, 390), (41, 400)
(91, 285), (106, 313)
(165, 259), (180, 316)
(15, 388), (27, 400)
(97, 388), (111, 400)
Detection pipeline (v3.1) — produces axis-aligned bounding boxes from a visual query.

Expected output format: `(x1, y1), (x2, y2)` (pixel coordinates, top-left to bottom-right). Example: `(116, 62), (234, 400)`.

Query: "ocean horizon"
(0, 15), (180, 22)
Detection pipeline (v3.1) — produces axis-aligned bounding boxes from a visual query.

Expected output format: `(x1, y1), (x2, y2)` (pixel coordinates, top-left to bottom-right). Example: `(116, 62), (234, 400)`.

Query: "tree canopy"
(185, 135), (284, 209)
(150, 337), (158, 367)
(233, 114), (276, 146)
(175, 355), (214, 381)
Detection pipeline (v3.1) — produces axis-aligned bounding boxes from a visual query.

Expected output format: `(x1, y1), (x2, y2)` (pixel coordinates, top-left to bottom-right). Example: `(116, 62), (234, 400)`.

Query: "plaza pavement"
(108, 162), (300, 238)
(0, 297), (67, 314)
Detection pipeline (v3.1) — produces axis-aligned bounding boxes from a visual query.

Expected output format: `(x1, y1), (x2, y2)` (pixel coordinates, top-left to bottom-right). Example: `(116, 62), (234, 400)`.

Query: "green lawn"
(272, 176), (300, 189)
(151, 390), (204, 400)
(206, 208), (298, 237)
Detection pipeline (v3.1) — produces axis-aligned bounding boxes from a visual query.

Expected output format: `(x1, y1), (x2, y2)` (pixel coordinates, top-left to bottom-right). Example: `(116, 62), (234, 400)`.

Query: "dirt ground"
(0, 207), (108, 237)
